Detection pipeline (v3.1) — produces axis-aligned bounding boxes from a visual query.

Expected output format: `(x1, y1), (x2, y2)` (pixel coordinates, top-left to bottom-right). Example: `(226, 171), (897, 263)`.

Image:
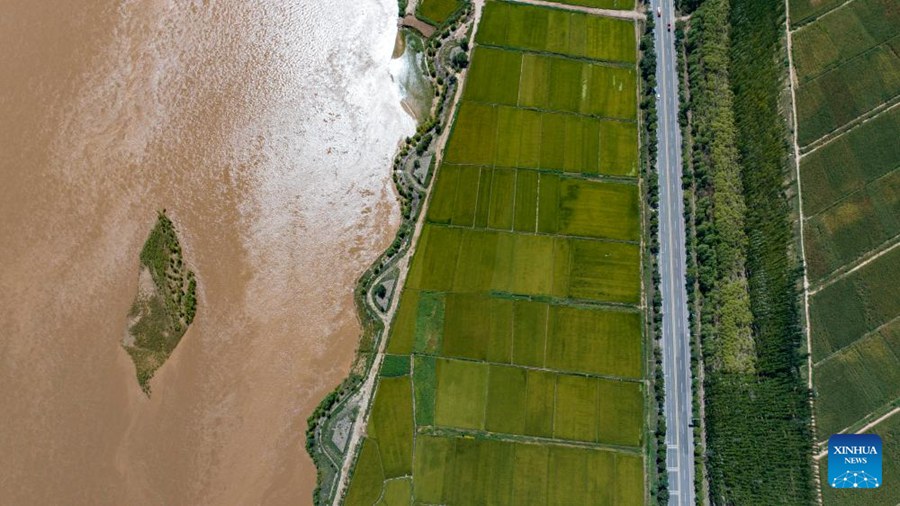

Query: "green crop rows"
(416, 0), (463, 26)
(343, 2), (644, 504)
(792, 0), (900, 146)
(819, 410), (900, 505)
(791, 0), (900, 447)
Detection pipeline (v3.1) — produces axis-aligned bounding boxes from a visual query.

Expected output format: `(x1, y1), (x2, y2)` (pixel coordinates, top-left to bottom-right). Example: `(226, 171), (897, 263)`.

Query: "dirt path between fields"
(815, 407), (900, 460)
(508, 0), (645, 20)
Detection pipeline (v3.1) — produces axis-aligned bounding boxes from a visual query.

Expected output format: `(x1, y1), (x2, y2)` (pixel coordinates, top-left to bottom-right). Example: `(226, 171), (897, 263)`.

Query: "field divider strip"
(809, 237), (900, 296)
(815, 402), (900, 454)
(442, 162), (641, 184)
(501, 0), (644, 21)
(461, 95), (639, 124)
(802, 166), (900, 220)
(417, 425), (644, 455)
(812, 313), (900, 368)
(425, 221), (641, 245)
(797, 34), (900, 86)
(476, 41), (637, 68)
(428, 354), (645, 383)
(799, 96), (900, 155)
(790, 0), (862, 32)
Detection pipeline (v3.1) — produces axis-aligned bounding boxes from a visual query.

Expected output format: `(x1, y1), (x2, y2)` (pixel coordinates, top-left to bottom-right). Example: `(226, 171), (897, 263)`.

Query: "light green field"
(343, 3), (644, 502)
(416, 0), (462, 26)
(406, 226), (641, 304)
(476, 1), (636, 64)
(413, 436), (643, 505)
(465, 47), (637, 119)
(444, 102), (638, 176)
(428, 166), (640, 239)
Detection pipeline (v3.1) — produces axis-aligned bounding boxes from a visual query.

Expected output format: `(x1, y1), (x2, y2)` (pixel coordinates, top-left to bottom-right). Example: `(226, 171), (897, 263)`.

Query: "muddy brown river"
(0, 0), (412, 503)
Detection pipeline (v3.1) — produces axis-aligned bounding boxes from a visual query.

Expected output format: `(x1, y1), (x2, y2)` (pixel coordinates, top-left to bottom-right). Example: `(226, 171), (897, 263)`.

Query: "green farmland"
(790, 0), (900, 476)
(819, 411), (900, 505)
(792, 0), (900, 146)
(342, 1), (644, 504)
(416, 0), (463, 26)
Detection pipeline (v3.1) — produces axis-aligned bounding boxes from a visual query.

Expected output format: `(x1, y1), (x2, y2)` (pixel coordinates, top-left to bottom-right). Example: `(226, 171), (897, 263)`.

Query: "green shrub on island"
(125, 211), (197, 394)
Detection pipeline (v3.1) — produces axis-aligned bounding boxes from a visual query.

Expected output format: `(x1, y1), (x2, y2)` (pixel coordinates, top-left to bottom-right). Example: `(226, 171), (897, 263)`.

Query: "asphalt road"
(650, 1), (696, 504)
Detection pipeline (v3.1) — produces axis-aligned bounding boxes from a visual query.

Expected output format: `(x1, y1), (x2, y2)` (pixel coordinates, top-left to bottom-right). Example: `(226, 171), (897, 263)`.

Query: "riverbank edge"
(305, 4), (476, 504)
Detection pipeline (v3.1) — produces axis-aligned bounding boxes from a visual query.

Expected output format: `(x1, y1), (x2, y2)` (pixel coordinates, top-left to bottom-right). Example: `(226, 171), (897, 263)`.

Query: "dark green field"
(343, 1), (644, 504)
(416, 0), (463, 25)
(791, 0), (900, 461)
(819, 411), (900, 505)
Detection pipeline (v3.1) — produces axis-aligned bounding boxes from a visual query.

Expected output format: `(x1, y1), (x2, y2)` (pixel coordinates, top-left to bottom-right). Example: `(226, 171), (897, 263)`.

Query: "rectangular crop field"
(544, 0), (634, 9)
(406, 225), (641, 304)
(412, 435), (644, 505)
(791, 0), (899, 81)
(814, 318), (900, 437)
(476, 1), (636, 64)
(800, 105), (900, 215)
(443, 102), (639, 176)
(819, 411), (900, 505)
(803, 168), (900, 281)
(427, 165), (640, 240)
(809, 245), (900, 361)
(465, 47), (637, 119)
(795, 40), (900, 146)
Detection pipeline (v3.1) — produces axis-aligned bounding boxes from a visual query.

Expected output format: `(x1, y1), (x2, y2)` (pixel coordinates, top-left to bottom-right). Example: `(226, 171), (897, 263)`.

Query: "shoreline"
(305, 3), (478, 504)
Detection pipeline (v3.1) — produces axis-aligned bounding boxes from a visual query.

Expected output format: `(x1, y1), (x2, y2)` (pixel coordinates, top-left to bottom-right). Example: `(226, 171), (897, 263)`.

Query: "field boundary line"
(432, 354), (644, 383)
(809, 237), (900, 296)
(797, 35), (900, 86)
(815, 405), (900, 459)
(442, 160), (640, 184)
(812, 313), (900, 368)
(783, 2), (821, 502)
(463, 96), (640, 124)
(801, 34), (900, 84)
(427, 221), (641, 244)
(504, 0), (645, 21)
(479, 42), (640, 70)
(799, 97), (900, 155)
(803, 166), (900, 220)
(790, 0), (860, 32)
(418, 425), (644, 454)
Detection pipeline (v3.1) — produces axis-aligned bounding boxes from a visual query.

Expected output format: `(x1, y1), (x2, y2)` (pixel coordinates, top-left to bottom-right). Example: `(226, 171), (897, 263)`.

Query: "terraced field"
(790, 0), (900, 459)
(342, 1), (644, 504)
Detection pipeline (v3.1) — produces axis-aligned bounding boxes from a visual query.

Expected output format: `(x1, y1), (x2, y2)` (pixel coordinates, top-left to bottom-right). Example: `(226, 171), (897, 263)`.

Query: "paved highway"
(650, 1), (696, 504)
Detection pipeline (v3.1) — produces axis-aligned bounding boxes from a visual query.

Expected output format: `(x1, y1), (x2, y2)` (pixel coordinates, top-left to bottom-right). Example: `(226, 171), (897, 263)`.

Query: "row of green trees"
(682, 0), (814, 502)
(638, 11), (668, 504)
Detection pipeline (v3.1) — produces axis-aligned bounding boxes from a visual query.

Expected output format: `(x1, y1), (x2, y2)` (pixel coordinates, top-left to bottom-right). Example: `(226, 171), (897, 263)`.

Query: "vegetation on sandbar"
(125, 211), (197, 394)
